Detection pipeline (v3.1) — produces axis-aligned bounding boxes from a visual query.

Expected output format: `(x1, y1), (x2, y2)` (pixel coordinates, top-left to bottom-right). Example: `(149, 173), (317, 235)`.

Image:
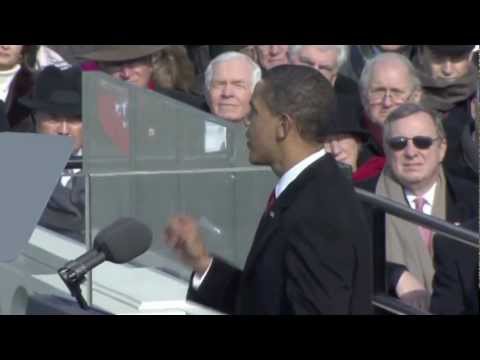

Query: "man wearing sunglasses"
(358, 102), (477, 310)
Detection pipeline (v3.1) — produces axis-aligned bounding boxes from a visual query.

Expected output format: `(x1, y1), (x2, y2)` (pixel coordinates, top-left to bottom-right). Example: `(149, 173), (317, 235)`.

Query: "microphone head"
(94, 218), (153, 264)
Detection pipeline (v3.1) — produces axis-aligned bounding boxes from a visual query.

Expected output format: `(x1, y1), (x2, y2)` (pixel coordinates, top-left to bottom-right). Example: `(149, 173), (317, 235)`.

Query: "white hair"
(204, 51), (262, 93)
(288, 45), (349, 69)
(359, 52), (421, 109)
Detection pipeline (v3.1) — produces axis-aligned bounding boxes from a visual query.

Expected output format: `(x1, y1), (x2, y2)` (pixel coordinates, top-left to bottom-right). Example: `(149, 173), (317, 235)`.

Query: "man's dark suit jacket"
(39, 175), (85, 242)
(430, 218), (479, 315)
(187, 154), (373, 315)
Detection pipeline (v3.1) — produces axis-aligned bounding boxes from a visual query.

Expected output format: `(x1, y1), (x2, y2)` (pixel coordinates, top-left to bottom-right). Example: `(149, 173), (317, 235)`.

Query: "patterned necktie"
(413, 197), (433, 256)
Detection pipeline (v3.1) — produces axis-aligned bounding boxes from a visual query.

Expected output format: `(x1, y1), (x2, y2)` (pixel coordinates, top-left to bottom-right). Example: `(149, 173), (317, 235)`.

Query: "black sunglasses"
(387, 136), (441, 151)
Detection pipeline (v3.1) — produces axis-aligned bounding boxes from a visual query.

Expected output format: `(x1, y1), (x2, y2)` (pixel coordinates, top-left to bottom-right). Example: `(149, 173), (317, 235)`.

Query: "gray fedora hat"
(78, 45), (169, 62)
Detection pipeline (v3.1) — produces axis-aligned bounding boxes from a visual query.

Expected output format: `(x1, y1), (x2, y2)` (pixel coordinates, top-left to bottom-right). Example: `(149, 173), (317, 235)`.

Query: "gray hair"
(359, 53), (421, 109)
(204, 51), (262, 93)
(288, 45), (349, 69)
(383, 103), (446, 143)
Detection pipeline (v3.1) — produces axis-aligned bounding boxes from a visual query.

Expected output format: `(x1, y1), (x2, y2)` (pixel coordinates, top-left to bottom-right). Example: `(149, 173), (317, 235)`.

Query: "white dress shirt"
(0, 64), (21, 102)
(192, 149), (327, 289)
(405, 183), (437, 215)
(60, 149), (82, 188)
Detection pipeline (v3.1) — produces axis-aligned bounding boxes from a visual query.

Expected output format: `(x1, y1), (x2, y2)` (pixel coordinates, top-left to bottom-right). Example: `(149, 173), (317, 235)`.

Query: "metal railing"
(355, 188), (478, 249)
(354, 187), (478, 316)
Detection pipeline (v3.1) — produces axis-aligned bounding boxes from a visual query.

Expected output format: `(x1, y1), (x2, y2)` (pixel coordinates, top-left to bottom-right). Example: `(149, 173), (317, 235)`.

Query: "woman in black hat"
(324, 95), (386, 182)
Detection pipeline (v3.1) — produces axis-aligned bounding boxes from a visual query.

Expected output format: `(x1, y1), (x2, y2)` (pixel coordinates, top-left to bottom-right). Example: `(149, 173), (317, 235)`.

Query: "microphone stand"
(58, 267), (89, 310)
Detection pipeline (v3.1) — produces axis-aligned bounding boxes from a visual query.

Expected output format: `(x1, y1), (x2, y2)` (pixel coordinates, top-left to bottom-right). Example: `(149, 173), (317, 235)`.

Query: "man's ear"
(276, 113), (294, 141)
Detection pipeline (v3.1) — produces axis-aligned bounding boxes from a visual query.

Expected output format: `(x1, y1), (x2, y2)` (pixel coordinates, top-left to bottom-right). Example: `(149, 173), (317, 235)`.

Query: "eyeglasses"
(387, 136), (442, 151)
(368, 88), (416, 105)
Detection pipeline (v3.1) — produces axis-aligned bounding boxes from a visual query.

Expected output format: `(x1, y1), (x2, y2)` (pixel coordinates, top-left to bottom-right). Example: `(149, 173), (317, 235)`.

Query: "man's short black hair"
(259, 65), (336, 143)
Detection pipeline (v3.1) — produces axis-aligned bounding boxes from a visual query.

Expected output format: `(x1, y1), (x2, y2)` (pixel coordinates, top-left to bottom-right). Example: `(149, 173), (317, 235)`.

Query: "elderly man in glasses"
(359, 53), (423, 156)
(358, 102), (478, 311)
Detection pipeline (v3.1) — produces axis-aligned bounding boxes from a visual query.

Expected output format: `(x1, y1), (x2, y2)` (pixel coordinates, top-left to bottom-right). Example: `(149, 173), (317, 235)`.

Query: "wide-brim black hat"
(326, 95), (370, 142)
(426, 45), (475, 58)
(19, 66), (82, 117)
(78, 45), (169, 62)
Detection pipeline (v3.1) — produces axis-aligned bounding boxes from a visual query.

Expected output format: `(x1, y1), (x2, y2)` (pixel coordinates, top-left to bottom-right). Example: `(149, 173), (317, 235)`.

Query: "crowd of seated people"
(0, 44), (477, 315)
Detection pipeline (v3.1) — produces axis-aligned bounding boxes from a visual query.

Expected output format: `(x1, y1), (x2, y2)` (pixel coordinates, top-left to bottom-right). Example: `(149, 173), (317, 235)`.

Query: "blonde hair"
(151, 45), (195, 93)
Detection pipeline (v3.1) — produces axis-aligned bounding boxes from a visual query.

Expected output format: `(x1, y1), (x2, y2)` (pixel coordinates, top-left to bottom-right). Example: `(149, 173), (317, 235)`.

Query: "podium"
(0, 133), (73, 263)
(0, 73), (274, 315)
(1, 226), (222, 315)
(26, 294), (221, 315)
(27, 294), (111, 315)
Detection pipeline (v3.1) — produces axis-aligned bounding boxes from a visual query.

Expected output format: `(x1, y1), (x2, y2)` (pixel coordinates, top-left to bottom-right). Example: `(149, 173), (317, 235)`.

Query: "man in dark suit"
(19, 66), (85, 241)
(165, 65), (373, 315)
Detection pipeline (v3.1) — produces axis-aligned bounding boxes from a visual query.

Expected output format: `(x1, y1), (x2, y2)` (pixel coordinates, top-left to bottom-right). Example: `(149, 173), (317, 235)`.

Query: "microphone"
(59, 218), (153, 284)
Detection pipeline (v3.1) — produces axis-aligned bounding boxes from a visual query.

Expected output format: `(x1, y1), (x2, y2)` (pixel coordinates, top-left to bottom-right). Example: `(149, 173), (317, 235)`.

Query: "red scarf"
(353, 156), (386, 182)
